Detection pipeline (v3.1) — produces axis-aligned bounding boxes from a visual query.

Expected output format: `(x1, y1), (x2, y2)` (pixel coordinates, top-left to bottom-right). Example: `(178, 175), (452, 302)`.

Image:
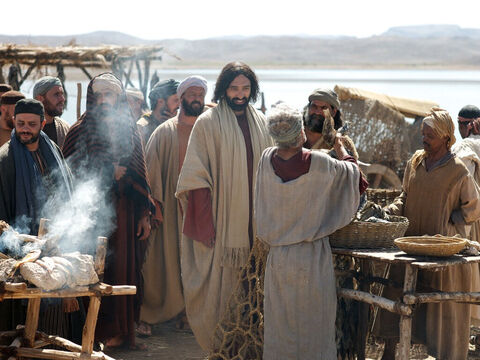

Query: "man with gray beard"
(33, 76), (70, 149)
(139, 75), (208, 336)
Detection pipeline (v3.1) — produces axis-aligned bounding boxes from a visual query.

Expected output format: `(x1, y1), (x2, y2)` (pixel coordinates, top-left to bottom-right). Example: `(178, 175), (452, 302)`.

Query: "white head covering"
(177, 75), (208, 98)
(92, 73), (123, 95)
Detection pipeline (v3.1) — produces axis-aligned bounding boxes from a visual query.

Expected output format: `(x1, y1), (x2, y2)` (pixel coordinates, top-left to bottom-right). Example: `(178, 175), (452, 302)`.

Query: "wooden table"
(0, 282), (136, 360)
(332, 248), (480, 360)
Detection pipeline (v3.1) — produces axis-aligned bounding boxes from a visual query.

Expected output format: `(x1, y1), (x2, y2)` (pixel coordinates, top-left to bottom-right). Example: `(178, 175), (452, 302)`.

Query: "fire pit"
(0, 219), (135, 360)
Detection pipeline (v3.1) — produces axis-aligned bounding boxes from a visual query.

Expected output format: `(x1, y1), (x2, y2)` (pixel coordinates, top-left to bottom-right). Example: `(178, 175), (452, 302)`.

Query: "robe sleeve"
(453, 173), (480, 225)
(343, 155), (369, 195)
(183, 188), (215, 247)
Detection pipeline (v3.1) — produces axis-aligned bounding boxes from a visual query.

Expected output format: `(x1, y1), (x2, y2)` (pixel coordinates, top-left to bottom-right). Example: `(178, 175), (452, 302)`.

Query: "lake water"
(20, 68), (480, 140)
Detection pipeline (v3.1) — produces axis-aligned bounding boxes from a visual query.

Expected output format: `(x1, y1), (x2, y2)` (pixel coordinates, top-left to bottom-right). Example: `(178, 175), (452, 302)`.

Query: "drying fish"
(356, 201), (390, 222)
(322, 109), (359, 160)
(8, 249), (41, 278)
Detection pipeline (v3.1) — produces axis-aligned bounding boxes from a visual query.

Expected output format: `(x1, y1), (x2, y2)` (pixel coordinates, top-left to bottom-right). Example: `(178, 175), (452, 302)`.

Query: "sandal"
(136, 322), (152, 337)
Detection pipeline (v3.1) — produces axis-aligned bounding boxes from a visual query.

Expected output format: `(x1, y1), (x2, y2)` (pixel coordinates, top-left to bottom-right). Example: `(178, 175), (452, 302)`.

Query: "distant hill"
(382, 25), (480, 38)
(1, 26), (480, 68)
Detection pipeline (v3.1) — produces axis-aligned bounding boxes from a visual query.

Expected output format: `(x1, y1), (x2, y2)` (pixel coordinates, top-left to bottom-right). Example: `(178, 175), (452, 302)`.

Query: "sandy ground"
(103, 323), (480, 360)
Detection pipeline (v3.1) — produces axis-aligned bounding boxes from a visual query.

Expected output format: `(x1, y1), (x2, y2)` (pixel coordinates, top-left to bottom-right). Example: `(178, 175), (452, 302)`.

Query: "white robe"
(255, 147), (360, 360)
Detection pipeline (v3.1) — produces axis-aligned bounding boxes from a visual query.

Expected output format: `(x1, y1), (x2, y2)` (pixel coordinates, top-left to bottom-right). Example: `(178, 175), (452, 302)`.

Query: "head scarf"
(91, 73), (123, 95)
(308, 88), (340, 109)
(148, 79), (179, 110)
(1, 90), (25, 105)
(422, 107), (456, 149)
(177, 75), (208, 98)
(14, 99), (44, 120)
(267, 105), (303, 146)
(63, 73), (154, 212)
(458, 104), (480, 119)
(32, 76), (63, 98)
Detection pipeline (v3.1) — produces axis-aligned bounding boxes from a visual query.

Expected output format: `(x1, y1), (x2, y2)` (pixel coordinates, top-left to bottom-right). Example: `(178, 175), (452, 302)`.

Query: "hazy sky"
(3, 0), (479, 40)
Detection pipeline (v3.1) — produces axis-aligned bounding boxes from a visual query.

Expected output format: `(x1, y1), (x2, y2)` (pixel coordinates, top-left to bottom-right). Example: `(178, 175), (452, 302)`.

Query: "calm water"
(20, 68), (480, 139)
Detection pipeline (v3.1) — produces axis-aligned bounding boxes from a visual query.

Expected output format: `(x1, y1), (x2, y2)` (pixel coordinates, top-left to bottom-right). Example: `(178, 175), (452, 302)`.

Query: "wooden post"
(397, 264), (417, 360)
(24, 298), (41, 347)
(76, 83), (82, 120)
(94, 237), (107, 281)
(81, 296), (101, 354)
(37, 218), (49, 238)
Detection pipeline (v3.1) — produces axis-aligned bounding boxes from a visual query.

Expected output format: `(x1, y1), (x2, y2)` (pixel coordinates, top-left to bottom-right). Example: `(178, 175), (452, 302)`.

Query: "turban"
(177, 75), (208, 98)
(1, 90), (25, 105)
(308, 88), (340, 109)
(91, 73), (123, 95)
(267, 104), (303, 145)
(148, 79), (179, 109)
(423, 107), (456, 149)
(458, 104), (480, 119)
(126, 88), (144, 101)
(0, 84), (12, 93)
(14, 98), (44, 119)
(32, 76), (63, 98)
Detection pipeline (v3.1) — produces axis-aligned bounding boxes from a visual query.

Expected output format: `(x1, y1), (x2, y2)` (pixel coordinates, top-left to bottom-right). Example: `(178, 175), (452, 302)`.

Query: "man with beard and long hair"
(33, 76), (70, 149)
(137, 79), (180, 146)
(175, 62), (272, 350)
(63, 73), (154, 350)
(0, 90), (25, 146)
(303, 88), (343, 149)
(0, 99), (84, 342)
(138, 75), (208, 337)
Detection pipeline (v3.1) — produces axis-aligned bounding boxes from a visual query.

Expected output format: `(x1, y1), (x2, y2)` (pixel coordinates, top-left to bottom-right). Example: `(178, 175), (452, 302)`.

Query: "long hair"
(212, 61), (259, 103)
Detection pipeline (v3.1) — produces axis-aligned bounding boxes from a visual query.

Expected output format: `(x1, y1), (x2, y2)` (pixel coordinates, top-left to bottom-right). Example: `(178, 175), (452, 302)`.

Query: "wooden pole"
(94, 237), (107, 281)
(81, 296), (101, 354)
(2, 285), (135, 299)
(37, 218), (49, 238)
(396, 264), (417, 360)
(24, 298), (41, 347)
(76, 83), (82, 120)
(337, 288), (411, 316)
(404, 291), (480, 305)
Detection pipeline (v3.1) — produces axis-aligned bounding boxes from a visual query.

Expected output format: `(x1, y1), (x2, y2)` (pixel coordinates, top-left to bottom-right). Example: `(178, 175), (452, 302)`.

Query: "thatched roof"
(0, 44), (165, 68)
(335, 85), (439, 118)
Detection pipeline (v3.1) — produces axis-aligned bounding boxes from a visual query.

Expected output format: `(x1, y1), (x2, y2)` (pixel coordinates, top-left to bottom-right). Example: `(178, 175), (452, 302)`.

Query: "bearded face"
(41, 86), (65, 118)
(182, 97), (204, 116)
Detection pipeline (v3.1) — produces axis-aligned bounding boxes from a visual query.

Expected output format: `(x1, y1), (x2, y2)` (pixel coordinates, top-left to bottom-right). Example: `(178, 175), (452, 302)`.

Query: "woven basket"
(366, 188), (402, 207)
(394, 236), (467, 257)
(329, 215), (409, 249)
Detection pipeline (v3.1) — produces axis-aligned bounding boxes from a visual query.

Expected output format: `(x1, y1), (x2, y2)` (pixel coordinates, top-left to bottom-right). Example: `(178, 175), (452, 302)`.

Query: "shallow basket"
(394, 236), (467, 257)
(329, 215), (409, 249)
(366, 188), (402, 207)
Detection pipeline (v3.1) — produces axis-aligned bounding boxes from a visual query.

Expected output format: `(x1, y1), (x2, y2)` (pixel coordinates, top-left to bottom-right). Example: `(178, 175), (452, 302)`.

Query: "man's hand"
(333, 133), (349, 160)
(114, 164), (127, 181)
(137, 214), (151, 240)
(468, 117), (480, 135)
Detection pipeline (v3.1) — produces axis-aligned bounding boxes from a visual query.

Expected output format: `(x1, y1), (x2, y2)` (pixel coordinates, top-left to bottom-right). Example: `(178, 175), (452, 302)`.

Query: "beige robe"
(376, 150), (480, 360)
(140, 117), (189, 324)
(176, 101), (272, 350)
(255, 147), (360, 360)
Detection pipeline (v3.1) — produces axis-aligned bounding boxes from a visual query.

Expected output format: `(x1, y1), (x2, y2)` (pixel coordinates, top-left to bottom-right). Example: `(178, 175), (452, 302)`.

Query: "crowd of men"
(0, 60), (480, 359)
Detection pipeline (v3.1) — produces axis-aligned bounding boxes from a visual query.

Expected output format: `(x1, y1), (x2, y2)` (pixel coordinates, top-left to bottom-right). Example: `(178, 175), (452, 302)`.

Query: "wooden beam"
(135, 59), (143, 92)
(337, 288), (411, 316)
(24, 298), (41, 347)
(36, 331), (82, 353)
(397, 264), (417, 360)
(80, 67), (93, 80)
(11, 347), (114, 360)
(2, 284), (135, 299)
(18, 60), (38, 88)
(82, 296), (101, 354)
(404, 291), (480, 305)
